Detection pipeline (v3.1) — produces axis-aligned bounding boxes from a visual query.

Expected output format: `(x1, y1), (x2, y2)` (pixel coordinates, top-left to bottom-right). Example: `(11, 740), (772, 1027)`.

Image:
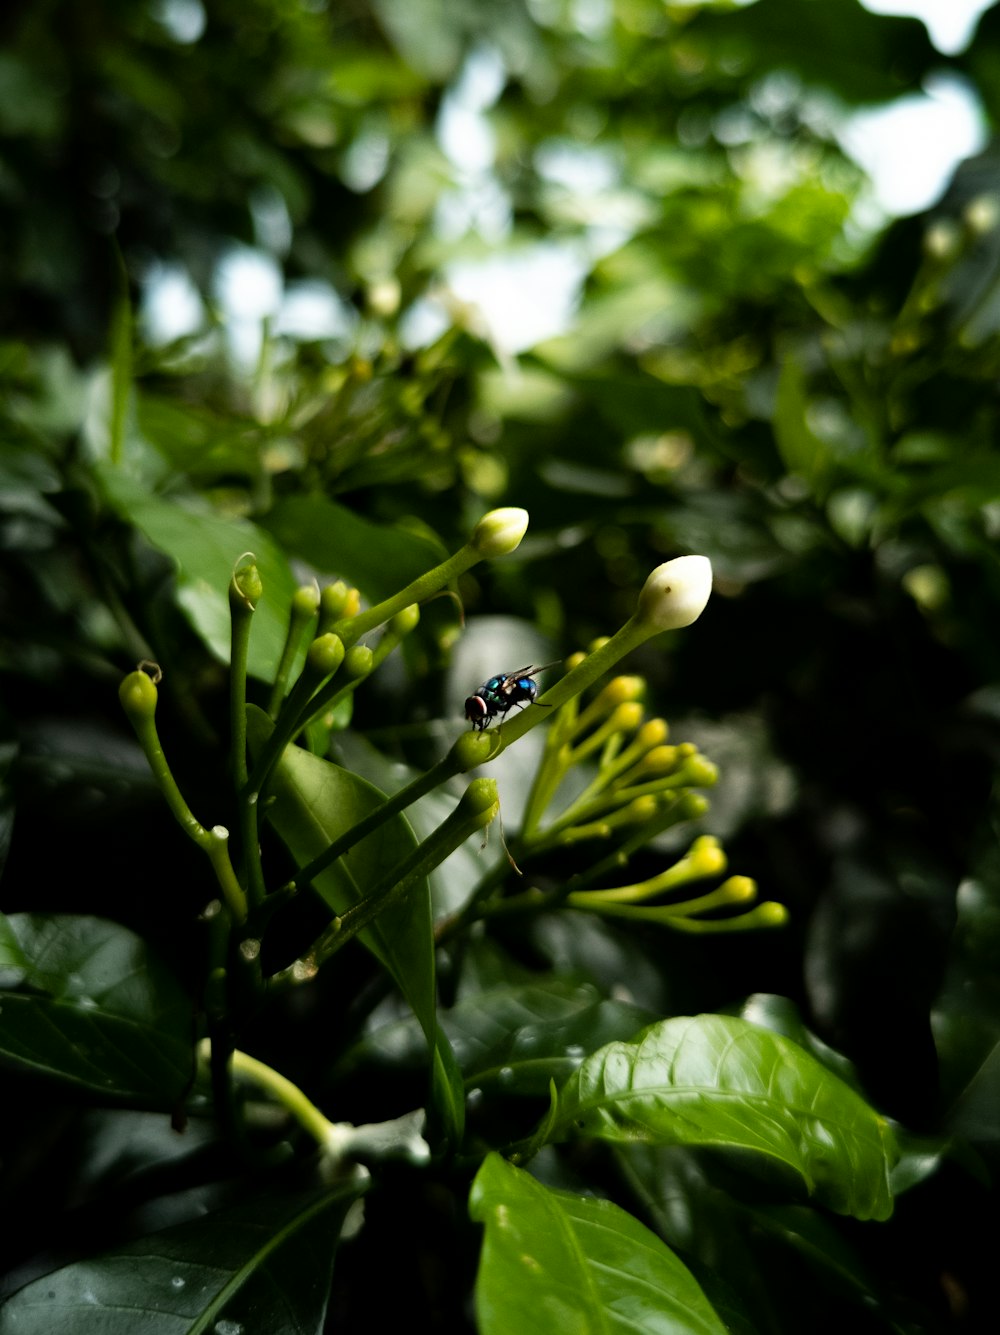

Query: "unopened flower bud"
(293, 583), (321, 617)
(308, 633), (346, 677)
(471, 507), (529, 557)
(119, 667), (159, 722)
(637, 719), (669, 749)
(636, 555), (712, 631)
(344, 644), (374, 679)
(231, 558), (263, 610)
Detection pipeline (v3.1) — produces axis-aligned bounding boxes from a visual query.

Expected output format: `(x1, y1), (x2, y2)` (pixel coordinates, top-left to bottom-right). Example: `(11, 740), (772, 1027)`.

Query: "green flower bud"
(308, 632), (346, 677)
(344, 644), (374, 679)
(462, 777), (501, 823)
(453, 729), (499, 771)
(753, 901), (789, 927)
(320, 580), (350, 623)
(595, 677), (645, 710)
(470, 507), (529, 557)
(688, 835), (727, 877)
(637, 719), (669, 748)
(683, 755), (719, 788)
(636, 555), (712, 631)
(230, 557), (263, 610)
(718, 875), (756, 904)
(636, 745), (679, 776)
(390, 604), (420, 634)
(293, 582), (322, 617)
(609, 702), (644, 733)
(119, 667), (159, 722)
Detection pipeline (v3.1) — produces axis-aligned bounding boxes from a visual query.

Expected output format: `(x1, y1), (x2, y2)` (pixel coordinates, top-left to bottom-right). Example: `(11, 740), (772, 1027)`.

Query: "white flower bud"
(471, 507), (529, 557)
(636, 555), (712, 631)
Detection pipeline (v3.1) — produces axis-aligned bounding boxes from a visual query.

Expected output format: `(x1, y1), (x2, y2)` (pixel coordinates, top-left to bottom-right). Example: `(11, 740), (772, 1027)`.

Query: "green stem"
(247, 636), (345, 800)
(332, 545), (483, 648)
(228, 1046), (335, 1146)
(482, 615), (654, 756)
(267, 590), (319, 719)
(230, 572), (265, 910)
(123, 681), (247, 922)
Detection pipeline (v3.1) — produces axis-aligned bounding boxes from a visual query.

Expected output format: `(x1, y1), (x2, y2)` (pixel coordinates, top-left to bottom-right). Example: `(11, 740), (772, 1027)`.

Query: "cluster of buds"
(515, 665), (786, 935)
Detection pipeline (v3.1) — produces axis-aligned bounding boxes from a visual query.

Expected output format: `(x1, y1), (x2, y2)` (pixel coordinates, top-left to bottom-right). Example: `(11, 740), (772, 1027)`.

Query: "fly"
(464, 662), (561, 732)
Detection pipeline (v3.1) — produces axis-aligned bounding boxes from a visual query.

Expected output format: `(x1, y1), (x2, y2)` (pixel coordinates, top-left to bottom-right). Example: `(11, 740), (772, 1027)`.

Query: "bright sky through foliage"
(860, 0), (993, 53)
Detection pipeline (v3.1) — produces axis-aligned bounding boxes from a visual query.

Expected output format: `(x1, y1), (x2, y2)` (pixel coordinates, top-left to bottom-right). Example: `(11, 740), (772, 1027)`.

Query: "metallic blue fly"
(464, 662), (560, 731)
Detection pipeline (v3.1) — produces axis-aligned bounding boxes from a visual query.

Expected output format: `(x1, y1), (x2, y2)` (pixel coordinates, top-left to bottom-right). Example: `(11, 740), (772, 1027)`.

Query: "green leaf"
(450, 981), (653, 1096)
(618, 1144), (903, 1333)
(540, 1014), (897, 1221)
(0, 1185), (362, 1334)
(0, 913), (193, 1106)
(97, 468), (298, 680)
(265, 494), (445, 604)
(341, 979), (652, 1096)
(248, 708), (462, 1142)
(470, 1153), (729, 1335)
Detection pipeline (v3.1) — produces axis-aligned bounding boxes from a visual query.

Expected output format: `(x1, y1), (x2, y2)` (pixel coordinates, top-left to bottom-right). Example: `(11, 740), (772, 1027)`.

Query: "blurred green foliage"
(3, 0), (1000, 1330)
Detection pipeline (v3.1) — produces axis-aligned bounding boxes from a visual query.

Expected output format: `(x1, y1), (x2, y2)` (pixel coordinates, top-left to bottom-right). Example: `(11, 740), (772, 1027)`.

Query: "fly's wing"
(507, 661), (564, 685)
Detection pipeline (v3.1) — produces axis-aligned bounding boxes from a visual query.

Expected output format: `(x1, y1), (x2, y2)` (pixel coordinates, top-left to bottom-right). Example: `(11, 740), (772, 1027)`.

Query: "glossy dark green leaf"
(249, 708), (462, 1142)
(470, 1153), (729, 1335)
(451, 981), (653, 1096)
(0, 1185), (362, 1334)
(342, 979), (652, 1096)
(0, 913), (193, 1106)
(98, 468), (298, 680)
(541, 1014), (897, 1221)
(618, 1144), (902, 1334)
(265, 494), (445, 604)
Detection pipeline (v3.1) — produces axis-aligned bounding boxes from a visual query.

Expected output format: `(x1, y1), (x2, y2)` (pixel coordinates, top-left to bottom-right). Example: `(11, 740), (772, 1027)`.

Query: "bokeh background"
(3, 1), (1000, 1329)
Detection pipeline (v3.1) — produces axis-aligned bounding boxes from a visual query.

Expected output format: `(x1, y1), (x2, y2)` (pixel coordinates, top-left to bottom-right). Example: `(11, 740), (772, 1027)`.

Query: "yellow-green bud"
(610, 702), (644, 733)
(293, 583), (321, 617)
(683, 755), (718, 788)
(119, 667), (159, 722)
(344, 644), (374, 679)
(231, 559), (263, 610)
(470, 507), (529, 557)
(453, 729), (499, 771)
(638, 719), (669, 748)
(462, 777), (501, 822)
(624, 796), (659, 822)
(390, 604), (420, 634)
(321, 581), (350, 621)
(754, 901), (789, 927)
(689, 835), (727, 877)
(676, 792), (710, 820)
(720, 875), (756, 904)
(637, 745), (678, 776)
(597, 676), (645, 708)
(308, 633), (346, 677)
(343, 588), (361, 618)
(636, 555), (712, 631)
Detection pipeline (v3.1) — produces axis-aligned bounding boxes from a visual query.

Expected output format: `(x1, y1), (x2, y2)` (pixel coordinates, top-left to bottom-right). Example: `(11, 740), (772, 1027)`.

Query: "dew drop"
(170, 1276), (186, 1290)
(214, 1322), (244, 1335)
(498, 1065), (514, 1085)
